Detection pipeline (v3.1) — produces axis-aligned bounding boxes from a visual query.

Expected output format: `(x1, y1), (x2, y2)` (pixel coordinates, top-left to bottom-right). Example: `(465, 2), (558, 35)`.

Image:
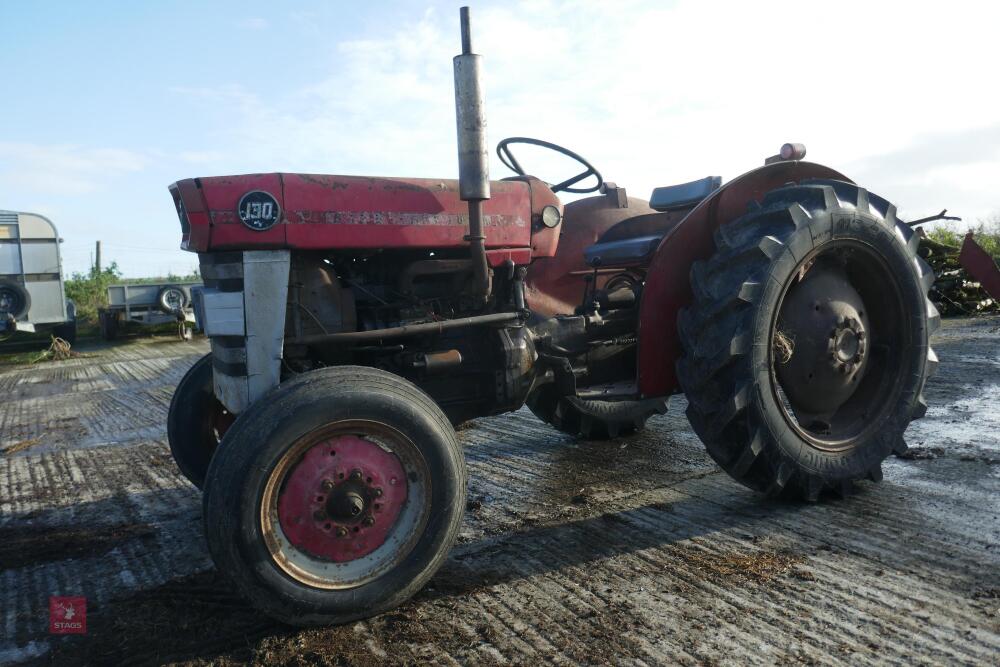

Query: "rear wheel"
(677, 180), (938, 500)
(167, 354), (232, 488)
(0, 281), (30, 319)
(527, 385), (667, 439)
(202, 366), (466, 626)
(157, 285), (188, 313)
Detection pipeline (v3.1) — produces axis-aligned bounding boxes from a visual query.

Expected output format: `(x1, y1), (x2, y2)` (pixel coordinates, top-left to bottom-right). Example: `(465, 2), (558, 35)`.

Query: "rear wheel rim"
(0, 288), (22, 315)
(770, 240), (908, 452)
(260, 420), (430, 589)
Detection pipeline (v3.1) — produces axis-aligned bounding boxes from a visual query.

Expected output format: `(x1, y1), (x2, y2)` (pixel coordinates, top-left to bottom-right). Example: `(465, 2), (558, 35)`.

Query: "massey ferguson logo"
(49, 596), (86, 634)
(238, 190), (281, 231)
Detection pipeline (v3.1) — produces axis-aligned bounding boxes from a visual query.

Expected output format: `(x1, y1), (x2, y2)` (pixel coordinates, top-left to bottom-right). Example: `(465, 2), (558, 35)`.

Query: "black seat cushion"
(583, 235), (662, 268)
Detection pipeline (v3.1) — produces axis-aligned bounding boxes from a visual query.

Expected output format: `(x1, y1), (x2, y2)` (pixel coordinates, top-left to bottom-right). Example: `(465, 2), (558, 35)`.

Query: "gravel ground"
(0, 319), (998, 666)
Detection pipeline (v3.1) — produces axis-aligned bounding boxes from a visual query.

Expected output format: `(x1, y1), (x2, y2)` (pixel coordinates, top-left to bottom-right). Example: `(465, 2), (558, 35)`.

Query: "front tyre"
(167, 354), (232, 489)
(677, 181), (938, 500)
(202, 366), (466, 626)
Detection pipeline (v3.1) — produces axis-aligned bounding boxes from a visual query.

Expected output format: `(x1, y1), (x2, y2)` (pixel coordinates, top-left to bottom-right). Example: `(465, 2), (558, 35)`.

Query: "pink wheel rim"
(276, 435), (408, 562)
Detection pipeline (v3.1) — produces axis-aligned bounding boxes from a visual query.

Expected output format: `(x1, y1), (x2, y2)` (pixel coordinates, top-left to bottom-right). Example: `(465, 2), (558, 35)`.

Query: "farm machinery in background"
(917, 229), (1000, 315)
(166, 8), (939, 626)
(0, 210), (77, 343)
(98, 281), (201, 340)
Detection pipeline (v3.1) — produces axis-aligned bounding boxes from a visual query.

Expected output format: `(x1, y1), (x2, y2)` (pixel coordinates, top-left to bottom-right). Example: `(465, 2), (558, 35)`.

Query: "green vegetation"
(924, 214), (1000, 259)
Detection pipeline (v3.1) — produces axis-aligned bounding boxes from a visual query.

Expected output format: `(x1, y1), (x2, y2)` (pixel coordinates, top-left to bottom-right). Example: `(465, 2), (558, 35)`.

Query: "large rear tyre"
(677, 180), (938, 500)
(167, 354), (232, 488)
(202, 366), (466, 626)
(526, 385), (667, 440)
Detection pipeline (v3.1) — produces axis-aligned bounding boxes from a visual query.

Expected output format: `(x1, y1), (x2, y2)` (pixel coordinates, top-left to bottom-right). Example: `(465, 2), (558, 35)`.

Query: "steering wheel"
(497, 137), (603, 194)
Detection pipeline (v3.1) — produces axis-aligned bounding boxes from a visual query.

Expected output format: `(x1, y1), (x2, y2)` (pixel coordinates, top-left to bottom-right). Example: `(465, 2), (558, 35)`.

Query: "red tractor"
(167, 8), (937, 626)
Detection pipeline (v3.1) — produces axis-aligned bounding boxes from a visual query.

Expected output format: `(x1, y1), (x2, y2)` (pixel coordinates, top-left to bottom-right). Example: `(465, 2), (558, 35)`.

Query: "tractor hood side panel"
(171, 173), (537, 253)
(636, 161), (852, 397)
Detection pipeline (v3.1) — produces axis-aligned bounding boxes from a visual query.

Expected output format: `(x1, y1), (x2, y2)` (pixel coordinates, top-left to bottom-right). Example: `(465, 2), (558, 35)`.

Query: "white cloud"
(0, 143), (147, 196)
(189, 0), (999, 224)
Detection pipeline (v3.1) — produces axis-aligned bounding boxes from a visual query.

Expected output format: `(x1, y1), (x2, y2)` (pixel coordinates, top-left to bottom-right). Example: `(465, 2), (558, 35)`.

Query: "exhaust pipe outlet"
(453, 6), (492, 303)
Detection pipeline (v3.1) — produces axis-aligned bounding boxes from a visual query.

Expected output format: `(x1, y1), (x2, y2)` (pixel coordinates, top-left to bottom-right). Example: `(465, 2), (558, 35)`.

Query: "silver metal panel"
(243, 250), (290, 405)
(0, 243), (21, 275)
(16, 213), (57, 239)
(201, 289), (245, 336)
(211, 344), (247, 366)
(212, 340), (250, 412)
(19, 243), (60, 274)
(24, 280), (66, 323)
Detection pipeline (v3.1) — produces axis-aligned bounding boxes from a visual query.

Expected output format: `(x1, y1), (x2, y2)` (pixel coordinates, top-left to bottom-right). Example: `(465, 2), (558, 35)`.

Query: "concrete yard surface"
(1, 320), (998, 665)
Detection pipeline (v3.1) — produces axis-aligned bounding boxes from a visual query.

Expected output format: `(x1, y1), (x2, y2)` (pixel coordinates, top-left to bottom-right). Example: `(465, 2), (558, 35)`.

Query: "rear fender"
(636, 161), (852, 397)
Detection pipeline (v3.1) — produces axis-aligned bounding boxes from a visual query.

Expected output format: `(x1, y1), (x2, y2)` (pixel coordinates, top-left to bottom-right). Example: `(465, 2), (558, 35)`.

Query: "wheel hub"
(775, 265), (870, 417)
(276, 434), (408, 562)
(0, 289), (17, 313)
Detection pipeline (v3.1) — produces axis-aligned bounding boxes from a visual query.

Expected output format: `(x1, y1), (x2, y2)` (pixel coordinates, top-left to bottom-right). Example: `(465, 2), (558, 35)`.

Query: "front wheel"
(167, 354), (232, 488)
(677, 180), (938, 500)
(202, 366), (466, 626)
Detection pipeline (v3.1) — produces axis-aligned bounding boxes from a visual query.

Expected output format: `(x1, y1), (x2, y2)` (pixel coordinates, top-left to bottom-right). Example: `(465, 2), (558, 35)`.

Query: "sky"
(1, 0), (998, 278)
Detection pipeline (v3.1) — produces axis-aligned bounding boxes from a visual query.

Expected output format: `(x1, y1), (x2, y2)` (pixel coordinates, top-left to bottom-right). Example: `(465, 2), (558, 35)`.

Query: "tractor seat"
(583, 235), (662, 268)
(583, 176), (722, 267)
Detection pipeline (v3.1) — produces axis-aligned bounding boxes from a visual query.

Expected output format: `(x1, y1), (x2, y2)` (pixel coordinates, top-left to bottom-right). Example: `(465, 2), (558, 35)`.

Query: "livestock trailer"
(0, 210), (76, 342)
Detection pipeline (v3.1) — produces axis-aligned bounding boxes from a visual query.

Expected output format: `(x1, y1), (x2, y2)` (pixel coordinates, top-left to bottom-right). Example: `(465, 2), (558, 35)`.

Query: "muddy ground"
(1, 319), (998, 665)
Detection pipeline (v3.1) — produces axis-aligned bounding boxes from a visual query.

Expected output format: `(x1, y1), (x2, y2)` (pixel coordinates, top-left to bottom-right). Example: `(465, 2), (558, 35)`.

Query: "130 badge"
(238, 191), (281, 231)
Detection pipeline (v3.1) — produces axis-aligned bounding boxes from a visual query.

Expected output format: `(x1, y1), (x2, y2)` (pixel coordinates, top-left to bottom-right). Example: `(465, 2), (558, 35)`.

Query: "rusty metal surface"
(959, 232), (1000, 301)
(1, 320), (998, 664)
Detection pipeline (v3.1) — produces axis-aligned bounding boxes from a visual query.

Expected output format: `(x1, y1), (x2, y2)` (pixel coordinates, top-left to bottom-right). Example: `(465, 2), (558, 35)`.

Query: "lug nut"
(363, 516), (375, 527)
(350, 470), (363, 481)
(374, 488), (383, 497)
(335, 527), (348, 537)
(320, 479), (334, 492)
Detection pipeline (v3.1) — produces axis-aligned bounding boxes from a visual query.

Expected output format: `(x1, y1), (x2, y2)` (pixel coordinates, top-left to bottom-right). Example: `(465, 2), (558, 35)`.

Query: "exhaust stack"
(453, 6), (491, 303)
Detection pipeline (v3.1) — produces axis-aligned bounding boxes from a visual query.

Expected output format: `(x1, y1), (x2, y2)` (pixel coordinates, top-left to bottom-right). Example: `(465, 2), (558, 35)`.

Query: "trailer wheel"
(526, 385), (667, 439)
(157, 285), (188, 313)
(167, 354), (232, 488)
(202, 366), (466, 626)
(0, 281), (30, 319)
(676, 181), (938, 500)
